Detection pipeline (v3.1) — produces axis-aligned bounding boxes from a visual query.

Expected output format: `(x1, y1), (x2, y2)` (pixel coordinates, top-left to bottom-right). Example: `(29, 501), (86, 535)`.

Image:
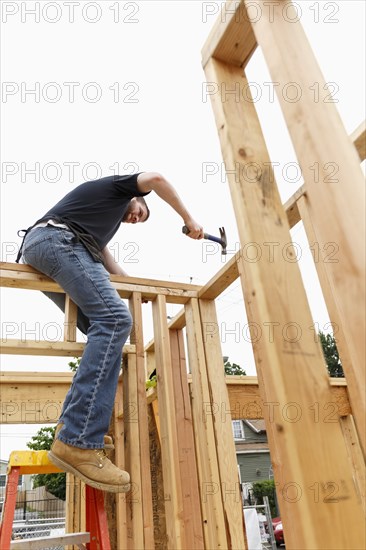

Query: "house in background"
(232, 419), (272, 504)
(0, 458), (32, 507)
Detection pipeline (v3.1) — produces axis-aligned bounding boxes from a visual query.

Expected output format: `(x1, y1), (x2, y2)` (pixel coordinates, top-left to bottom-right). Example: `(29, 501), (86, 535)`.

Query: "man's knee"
(115, 303), (133, 334)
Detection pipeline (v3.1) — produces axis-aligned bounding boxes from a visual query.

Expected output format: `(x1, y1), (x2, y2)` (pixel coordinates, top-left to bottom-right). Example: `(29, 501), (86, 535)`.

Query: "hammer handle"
(203, 233), (223, 246)
(182, 226), (224, 247)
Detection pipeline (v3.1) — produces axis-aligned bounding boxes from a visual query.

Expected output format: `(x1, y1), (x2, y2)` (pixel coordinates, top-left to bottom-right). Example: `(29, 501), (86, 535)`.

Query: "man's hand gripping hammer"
(182, 226), (227, 255)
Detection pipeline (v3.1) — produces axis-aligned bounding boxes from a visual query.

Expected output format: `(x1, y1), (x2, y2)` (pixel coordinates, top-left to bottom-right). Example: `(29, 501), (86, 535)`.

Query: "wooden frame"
(201, 1), (365, 548)
(1, 3), (365, 546)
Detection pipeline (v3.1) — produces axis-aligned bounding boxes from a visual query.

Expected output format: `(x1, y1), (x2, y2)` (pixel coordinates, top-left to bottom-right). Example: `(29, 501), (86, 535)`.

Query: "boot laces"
(95, 449), (107, 462)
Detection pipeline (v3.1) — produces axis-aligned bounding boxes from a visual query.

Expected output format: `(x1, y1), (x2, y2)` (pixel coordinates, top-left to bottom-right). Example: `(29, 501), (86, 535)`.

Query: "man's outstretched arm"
(102, 246), (129, 276)
(137, 172), (204, 239)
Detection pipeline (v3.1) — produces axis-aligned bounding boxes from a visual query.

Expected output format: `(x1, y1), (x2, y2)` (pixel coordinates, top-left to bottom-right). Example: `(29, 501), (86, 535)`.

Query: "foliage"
(252, 480), (277, 517)
(68, 357), (81, 372)
(27, 426), (55, 451)
(224, 357), (246, 376)
(27, 427), (66, 501)
(146, 374), (157, 390)
(319, 331), (344, 377)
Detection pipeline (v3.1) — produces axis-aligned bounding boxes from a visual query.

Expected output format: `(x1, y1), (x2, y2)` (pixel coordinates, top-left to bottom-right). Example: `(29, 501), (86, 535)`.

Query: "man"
(20, 171), (203, 493)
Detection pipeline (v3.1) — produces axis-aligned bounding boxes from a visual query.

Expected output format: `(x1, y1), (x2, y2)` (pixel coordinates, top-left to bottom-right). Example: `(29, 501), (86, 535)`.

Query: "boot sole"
(48, 451), (130, 494)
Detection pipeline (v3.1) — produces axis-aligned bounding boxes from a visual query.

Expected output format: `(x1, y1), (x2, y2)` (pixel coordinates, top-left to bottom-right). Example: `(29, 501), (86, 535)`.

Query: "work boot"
(48, 439), (130, 493)
(54, 423), (114, 450)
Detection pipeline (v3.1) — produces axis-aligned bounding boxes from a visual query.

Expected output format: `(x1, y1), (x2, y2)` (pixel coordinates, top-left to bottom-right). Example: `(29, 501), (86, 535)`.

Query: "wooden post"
(245, 0), (365, 453)
(65, 473), (85, 550)
(297, 193), (365, 456)
(129, 292), (155, 550)
(185, 298), (229, 550)
(64, 295), (77, 342)
(114, 381), (128, 550)
(169, 328), (205, 549)
(339, 415), (366, 515)
(202, 56), (365, 549)
(148, 402), (168, 548)
(152, 295), (186, 549)
(123, 352), (144, 550)
(198, 299), (247, 548)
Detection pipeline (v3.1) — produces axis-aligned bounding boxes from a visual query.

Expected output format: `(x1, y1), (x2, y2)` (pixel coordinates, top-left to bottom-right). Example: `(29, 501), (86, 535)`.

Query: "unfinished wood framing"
(113, 381), (128, 550)
(185, 298), (228, 550)
(122, 352), (144, 550)
(297, 193), (365, 456)
(0, 371), (350, 424)
(152, 295), (186, 549)
(168, 328), (204, 549)
(245, 0), (365, 454)
(1, 3), (365, 548)
(128, 293), (155, 550)
(201, 1), (365, 548)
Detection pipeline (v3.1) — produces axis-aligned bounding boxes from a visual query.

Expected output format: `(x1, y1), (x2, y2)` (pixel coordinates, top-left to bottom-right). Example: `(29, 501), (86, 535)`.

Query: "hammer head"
(219, 227), (227, 255)
(182, 225), (227, 255)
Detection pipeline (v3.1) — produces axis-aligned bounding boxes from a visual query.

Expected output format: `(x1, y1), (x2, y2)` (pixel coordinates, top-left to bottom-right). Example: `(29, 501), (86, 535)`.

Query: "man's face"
(122, 198), (148, 224)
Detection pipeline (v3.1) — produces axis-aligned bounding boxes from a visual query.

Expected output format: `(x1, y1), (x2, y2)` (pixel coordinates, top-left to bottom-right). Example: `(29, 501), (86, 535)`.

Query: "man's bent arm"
(102, 246), (129, 277)
(137, 172), (203, 238)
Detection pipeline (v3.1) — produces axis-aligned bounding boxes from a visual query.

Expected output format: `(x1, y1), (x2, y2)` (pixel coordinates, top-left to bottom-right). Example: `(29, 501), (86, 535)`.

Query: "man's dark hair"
(136, 196), (150, 221)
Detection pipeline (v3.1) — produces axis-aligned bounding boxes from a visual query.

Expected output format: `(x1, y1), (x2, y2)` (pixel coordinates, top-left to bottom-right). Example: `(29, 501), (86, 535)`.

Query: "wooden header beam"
(0, 371), (351, 423)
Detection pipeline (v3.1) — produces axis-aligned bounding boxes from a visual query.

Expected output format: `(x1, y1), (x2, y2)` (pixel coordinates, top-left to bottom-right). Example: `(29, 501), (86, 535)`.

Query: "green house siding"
(237, 452), (271, 483)
(241, 423), (267, 444)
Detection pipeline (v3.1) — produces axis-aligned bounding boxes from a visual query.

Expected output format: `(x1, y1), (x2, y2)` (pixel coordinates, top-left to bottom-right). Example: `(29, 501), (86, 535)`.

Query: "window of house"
(232, 420), (245, 440)
(0, 474), (22, 488)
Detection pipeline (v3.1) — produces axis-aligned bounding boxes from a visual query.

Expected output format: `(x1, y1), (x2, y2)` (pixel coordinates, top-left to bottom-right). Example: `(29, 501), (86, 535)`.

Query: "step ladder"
(0, 451), (111, 550)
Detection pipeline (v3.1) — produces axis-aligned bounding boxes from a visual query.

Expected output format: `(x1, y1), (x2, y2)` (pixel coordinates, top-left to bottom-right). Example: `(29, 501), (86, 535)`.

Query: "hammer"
(182, 225), (227, 255)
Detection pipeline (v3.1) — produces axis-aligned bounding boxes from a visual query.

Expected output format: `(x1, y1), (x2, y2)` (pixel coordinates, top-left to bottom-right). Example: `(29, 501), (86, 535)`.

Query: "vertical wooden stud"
(203, 56), (365, 549)
(129, 292), (155, 549)
(185, 298), (229, 550)
(199, 299), (246, 548)
(64, 295), (77, 342)
(152, 295), (186, 549)
(169, 328), (205, 549)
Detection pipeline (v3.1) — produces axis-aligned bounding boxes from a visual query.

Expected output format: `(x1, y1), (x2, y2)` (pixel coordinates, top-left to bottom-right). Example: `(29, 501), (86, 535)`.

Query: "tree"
(68, 357), (81, 372)
(252, 480), (278, 517)
(319, 331), (344, 377)
(223, 357), (246, 376)
(27, 427), (66, 501)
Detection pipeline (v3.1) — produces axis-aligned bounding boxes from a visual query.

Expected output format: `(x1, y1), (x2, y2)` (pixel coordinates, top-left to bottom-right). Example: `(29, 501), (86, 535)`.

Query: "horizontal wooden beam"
(10, 532), (90, 549)
(199, 251), (239, 300)
(1, 372), (350, 423)
(0, 371), (73, 424)
(224, 376), (351, 419)
(283, 184), (306, 229)
(1, 339), (135, 357)
(351, 119), (366, 161)
(202, 0), (256, 68)
(0, 262), (200, 304)
(1, 371), (74, 384)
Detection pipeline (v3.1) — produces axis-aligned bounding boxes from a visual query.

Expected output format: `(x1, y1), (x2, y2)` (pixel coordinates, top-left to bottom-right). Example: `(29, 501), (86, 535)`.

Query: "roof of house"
(243, 419), (266, 433)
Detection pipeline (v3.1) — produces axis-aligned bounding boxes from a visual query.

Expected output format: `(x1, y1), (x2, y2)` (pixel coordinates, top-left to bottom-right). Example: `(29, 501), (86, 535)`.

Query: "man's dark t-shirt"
(33, 173), (149, 263)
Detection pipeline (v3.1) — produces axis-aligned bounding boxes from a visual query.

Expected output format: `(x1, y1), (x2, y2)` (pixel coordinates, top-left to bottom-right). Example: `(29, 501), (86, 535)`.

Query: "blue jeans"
(22, 226), (133, 449)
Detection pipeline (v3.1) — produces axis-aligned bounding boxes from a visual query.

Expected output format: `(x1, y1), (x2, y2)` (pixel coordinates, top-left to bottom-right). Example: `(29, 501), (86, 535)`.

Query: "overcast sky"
(1, 1), (365, 459)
